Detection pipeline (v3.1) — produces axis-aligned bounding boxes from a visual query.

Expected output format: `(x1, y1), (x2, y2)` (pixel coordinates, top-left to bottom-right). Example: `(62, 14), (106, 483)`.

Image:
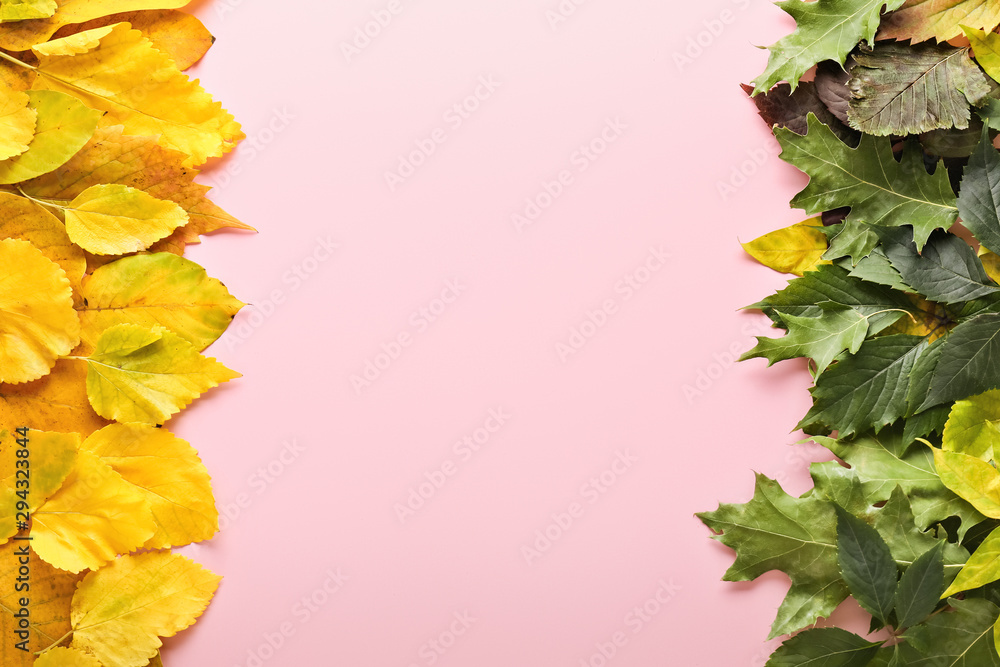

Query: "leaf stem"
(0, 49), (36, 71)
(16, 186), (69, 210)
(36, 629), (72, 655)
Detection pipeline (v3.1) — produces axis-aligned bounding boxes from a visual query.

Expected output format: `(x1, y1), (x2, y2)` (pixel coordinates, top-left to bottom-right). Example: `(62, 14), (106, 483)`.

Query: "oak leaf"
(0, 238), (80, 384)
(70, 551), (221, 667)
(85, 323), (240, 424)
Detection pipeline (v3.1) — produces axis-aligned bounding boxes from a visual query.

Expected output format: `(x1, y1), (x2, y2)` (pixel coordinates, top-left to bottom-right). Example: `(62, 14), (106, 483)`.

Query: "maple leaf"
(0, 238), (79, 384)
(698, 473), (847, 638)
(752, 0), (906, 94)
(0, 0), (189, 51)
(0, 541), (80, 666)
(0, 90), (100, 185)
(825, 219), (880, 267)
(84, 323), (240, 424)
(880, 0), (1000, 43)
(55, 9), (215, 70)
(776, 114), (959, 250)
(70, 551), (221, 667)
(0, 190), (85, 297)
(740, 217), (830, 276)
(57, 183), (190, 255)
(847, 42), (992, 136)
(0, 88), (35, 161)
(83, 423), (218, 549)
(22, 124), (253, 257)
(77, 253), (245, 353)
(31, 22), (244, 166)
(0, 360), (109, 438)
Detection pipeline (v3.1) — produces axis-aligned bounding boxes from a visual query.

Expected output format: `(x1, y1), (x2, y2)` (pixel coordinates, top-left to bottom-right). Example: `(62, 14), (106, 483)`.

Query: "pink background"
(158, 0), (859, 665)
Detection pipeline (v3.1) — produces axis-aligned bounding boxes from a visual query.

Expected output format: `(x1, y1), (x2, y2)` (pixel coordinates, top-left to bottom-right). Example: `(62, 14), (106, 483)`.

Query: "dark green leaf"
(957, 125), (1000, 255)
(895, 543), (944, 628)
(921, 313), (1000, 411)
(824, 219), (880, 266)
(766, 627), (882, 667)
(904, 598), (1000, 666)
(836, 505), (898, 624)
(843, 249), (913, 293)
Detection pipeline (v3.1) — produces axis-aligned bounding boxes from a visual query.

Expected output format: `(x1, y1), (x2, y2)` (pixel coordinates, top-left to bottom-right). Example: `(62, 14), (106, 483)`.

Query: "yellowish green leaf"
(83, 423), (218, 549)
(31, 23), (113, 56)
(0, 359), (109, 439)
(0, 0), (189, 51)
(36, 647), (103, 667)
(965, 26), (1000, 84)
(0, 89), (99, 185)
(882, 294), (951, 341)
(33, 22), (244, 166)
(0, 0), (56, 22)
(943, 525), (1000, 597)
(31, 449), (154, 573)
(78, 253), (244, 353)
(932, 446), (1000, 518)
(0, 88), (35, 161)
(880, 1), (1000, 43)
(0, 429), (77, 511)
(0, 190), (85, 295)
(0, 238), (80, 384)
(943, 390), (1000, 461)
(86, 323), (240, 424)
(0, 540), (81, 666)
(71, 551), (221, 667)
(55, 9), (215, 70)
(741, 218), (829, 276)
(61, 183), (189, 255)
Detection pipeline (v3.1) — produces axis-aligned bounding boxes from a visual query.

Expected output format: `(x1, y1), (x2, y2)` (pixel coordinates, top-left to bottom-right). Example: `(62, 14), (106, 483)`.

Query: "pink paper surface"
(161, 0), (852, 664)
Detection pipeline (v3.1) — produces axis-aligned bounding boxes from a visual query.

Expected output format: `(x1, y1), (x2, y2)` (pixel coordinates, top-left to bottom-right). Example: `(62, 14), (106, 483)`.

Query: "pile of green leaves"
(698, 1), (1000, 664)
(0, 2), (248, 666)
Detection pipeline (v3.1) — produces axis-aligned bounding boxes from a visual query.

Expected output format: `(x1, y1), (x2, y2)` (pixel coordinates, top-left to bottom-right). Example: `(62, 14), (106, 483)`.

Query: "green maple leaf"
(776, 114), (959, 250)
(697, 474), (847, 639)
(825, 219), (880, 266)
(741, 303), (870, 377)
(904, 598), (1000, 666)
(799, 335), (928, 437)
(847, 42), (991, 136)
(752, 0), (906, 94)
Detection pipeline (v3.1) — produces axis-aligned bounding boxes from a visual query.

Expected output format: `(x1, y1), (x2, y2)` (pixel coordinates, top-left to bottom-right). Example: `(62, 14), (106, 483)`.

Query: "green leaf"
(816, 431), (985, 537)
(905, 598), (1000, 666)
(943, 390), (1000, 461)
(751, 0), (906, 94)
(835, 505), (898, 625)
(895, 543), (944, 628)
(741, 304), (869, 377)
(920, 313), (1000, 411)
(749, 263), (913, 332)
(931, 446), (1000, 519)
(907, 336), (947, 416)
(957, 126), (1000, 255)
(847, 42), (991, 136)
(842, 249), (913, 293)
(799, 335), (927, 437)
(766, 627), (882, 667)
(876, 227), (1000, 305)
(0, 90), (100, 185)
(776, 115), (959, 250)
(85, 323), (240, 424)
(943, 526), (1000, 598)
(697, 474), (847, 638)
(824, 219), (880, 267)
(811, 461), (870, 515)
(870, 487), (969, 570)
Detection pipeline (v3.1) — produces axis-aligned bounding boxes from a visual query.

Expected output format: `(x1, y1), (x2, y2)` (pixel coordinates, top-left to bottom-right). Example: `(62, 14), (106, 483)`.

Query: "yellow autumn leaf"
(0, 429), (78, 512)
(54, 9), (215, 70)
(0, 87), (35, 161)
(59, 183), (189, 256)
(32, 23), (113, 55)
(0, 191), (85, 295)
(85, 323), (240, 424)
(0, 0), (189, 51)
(36, 647), (103, 667)
(879, 0), (1000, 44)
(931, 445), (1000, 519)
(0, 360), (109, 439)
(882, 294), (952, 342)
(0, 485), (16, 544)
(31, 449), (154, 573)
(0, 540), (81, 666)
(740, 217), (829, 276)
(0, 238), (80, 384)
(0, 89), (99, 185)
(32, 22), (244, 166)
(980, 247), (1000, 285)
(22, 124), (252, 262)
(78, 253), (244, 353)
(71, 551), (221, 667)
(0, 0), (56, 22)
(83, 423), (218, 549)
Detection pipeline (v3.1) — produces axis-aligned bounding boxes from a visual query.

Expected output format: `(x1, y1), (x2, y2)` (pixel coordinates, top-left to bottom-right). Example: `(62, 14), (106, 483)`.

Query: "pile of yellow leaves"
(0, 2), (249, 665)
